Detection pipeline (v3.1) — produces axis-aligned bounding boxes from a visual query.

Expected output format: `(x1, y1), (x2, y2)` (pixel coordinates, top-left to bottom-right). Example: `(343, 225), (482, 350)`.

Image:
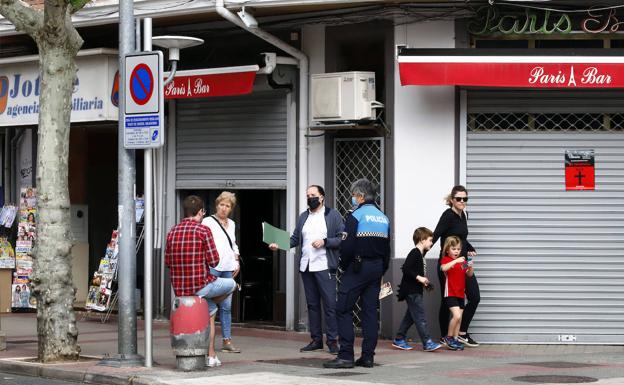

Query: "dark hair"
(445, 185), (468, 207)
(308, 185), (325, 196)
(183, 195), (204, 217)
(413, 227), (433, 245)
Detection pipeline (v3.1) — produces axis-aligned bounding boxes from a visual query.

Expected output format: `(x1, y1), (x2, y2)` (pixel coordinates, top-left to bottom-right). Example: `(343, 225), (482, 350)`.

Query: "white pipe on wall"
(215, 0), (309, 330)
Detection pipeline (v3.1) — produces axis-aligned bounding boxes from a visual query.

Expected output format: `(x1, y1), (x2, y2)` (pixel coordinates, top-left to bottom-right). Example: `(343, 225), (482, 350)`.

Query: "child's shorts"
(444, 296), (465, 309)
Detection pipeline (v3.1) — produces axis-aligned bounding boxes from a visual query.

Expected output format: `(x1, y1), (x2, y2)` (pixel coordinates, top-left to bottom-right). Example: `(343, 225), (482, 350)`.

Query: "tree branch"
(0, 0), (43, 36)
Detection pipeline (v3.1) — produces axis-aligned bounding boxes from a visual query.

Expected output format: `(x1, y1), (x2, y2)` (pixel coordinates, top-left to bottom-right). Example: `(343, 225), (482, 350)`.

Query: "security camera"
(237, 7), (258, 28)
(257, 52), (277, 74)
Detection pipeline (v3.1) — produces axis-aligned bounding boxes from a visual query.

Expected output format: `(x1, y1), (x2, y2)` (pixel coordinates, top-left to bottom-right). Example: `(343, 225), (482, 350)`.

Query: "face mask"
(351, 196), (358, 207)
(307, 196), (321, 210)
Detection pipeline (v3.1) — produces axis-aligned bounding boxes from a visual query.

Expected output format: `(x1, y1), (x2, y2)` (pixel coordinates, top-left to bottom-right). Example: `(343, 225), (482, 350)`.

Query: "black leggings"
(437, 259), (481, 336)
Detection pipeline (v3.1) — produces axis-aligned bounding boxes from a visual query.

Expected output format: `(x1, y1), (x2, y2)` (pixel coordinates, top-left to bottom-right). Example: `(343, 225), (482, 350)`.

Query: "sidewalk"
(1, 312), (623, 385)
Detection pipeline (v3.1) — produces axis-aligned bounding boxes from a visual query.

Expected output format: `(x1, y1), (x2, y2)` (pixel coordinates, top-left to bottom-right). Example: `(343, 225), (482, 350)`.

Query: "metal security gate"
(175, 90), (288, 189)
(466, 90), (624, 344)
(333, 137), (384, 328)
(334, 138), (384, 217)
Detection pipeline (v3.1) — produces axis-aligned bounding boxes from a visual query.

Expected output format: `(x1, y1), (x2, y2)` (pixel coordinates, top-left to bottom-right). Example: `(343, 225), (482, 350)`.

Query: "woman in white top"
(202, 191), (241, 360)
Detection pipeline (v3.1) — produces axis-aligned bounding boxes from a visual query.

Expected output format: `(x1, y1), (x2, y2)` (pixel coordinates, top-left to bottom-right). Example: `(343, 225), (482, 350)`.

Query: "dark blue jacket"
(290, 206), (345, 271)
(340, 202), (391, 273)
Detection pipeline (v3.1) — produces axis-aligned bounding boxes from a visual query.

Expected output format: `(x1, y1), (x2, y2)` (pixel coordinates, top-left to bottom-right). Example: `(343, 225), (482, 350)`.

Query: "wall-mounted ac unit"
(311, 71), (377, 123)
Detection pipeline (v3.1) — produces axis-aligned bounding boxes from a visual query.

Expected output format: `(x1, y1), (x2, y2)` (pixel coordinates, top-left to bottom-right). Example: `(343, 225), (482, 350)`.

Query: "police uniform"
(336, 201), (390, 363)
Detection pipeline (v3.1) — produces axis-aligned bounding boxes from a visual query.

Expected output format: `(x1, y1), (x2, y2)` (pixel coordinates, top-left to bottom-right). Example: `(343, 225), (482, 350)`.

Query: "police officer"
(324, 178), (390, 369)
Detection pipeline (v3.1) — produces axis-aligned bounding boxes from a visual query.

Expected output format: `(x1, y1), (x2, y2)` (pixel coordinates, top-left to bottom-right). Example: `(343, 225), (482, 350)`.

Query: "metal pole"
(117, 0), (139, 363)
(143, 17), (153, 368)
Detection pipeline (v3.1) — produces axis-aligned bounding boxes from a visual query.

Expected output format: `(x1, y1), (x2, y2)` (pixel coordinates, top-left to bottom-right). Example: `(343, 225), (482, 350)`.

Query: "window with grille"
(333, 138), (384, 217)
(468, 113), (624, 132)
(333, 137), (385, 329)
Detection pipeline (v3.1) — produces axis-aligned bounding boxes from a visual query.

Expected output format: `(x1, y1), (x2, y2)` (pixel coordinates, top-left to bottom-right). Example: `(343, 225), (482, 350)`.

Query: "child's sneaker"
(423, 339), (442, 352)
(391, 338), (414, 350)
(449, 337), (464, 351)
(442, 336), (458, 350)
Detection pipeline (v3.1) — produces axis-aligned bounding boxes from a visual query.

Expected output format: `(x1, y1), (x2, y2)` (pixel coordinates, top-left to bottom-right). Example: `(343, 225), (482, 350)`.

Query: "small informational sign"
(565, 149), (595, 191)
(123, 51), (164, 149)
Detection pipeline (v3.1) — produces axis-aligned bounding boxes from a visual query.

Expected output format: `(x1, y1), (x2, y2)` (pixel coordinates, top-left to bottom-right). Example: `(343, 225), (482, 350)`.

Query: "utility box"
(311, 71), (376, 123)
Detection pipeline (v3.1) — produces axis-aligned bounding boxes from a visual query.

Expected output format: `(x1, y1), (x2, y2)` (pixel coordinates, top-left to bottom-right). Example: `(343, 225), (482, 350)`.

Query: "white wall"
(389, 20), (458, 339)
(393, 21), (456, 261)
(302, 25), (326, 188)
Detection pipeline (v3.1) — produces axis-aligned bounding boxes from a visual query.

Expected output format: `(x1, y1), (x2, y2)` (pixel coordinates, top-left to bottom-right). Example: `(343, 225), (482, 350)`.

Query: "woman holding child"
(433, 185), (480, 348)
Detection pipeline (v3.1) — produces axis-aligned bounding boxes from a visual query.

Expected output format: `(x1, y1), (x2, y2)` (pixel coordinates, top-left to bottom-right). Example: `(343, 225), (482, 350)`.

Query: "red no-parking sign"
(123, 51), (164, 149)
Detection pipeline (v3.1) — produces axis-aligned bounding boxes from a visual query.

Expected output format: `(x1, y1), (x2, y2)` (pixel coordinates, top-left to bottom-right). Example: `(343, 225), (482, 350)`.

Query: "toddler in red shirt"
(440, 236), (474, 350)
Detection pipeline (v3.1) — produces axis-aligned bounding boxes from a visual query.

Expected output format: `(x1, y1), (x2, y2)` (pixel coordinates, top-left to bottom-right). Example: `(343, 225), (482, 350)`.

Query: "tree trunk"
(30, 43), (80, 362)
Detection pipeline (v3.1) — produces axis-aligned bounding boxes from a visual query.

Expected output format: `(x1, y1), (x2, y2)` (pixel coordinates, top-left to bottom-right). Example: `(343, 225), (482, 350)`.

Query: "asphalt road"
(0, 372), (81, 385)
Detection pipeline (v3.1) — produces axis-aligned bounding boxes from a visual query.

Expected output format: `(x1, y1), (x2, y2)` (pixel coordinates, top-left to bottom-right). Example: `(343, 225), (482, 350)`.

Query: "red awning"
(164, 65), (259, 99)
(398, 49), (624, 88)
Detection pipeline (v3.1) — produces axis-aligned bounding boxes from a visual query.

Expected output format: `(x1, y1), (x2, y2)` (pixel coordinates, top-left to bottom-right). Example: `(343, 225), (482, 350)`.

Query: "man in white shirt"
(269, 185), (345, 354)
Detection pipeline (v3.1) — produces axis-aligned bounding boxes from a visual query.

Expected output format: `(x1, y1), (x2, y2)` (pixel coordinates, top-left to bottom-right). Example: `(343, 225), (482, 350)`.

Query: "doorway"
(180, 189), (286, 325)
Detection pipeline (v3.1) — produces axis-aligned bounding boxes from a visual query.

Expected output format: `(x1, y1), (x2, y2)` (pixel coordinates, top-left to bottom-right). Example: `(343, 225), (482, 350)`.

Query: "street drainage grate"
(320, 372), (367, 377)
(513, 361), (601, 369)
(512, 375), (598, 384)
(256, 358), (327, 368)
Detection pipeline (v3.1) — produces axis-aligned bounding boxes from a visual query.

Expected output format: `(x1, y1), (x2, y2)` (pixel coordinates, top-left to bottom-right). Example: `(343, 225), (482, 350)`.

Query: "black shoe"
(457, 333), (479, 347)
(327, 341), (339, 355)
(300, 340), (323, 352)
(323, 358), (354, 369)
(355, 357), (374, 368)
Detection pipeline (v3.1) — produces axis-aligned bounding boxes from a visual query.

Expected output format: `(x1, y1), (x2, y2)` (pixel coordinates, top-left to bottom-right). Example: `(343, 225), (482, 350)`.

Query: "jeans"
(396, 293), (431, 344)
(210, 268), (234, 340)
(300, 269), (338, 343)
(336, 258), (383, 362)
(195, 275), (236, 317)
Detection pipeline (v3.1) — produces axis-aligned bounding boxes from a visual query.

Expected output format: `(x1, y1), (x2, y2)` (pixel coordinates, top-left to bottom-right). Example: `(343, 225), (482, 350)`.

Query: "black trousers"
(436, 259), (481, 336)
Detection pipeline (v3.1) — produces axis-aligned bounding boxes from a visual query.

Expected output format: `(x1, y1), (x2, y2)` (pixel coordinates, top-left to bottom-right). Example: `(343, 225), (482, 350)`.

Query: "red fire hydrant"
(170, 296), (210, 371)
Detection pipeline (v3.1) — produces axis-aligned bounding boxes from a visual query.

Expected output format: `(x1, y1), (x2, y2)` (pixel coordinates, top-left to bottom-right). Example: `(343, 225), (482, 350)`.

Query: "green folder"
(262, 222), (291, 251)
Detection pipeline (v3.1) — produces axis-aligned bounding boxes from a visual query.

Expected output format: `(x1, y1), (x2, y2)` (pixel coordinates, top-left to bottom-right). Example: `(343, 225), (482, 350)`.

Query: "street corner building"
(0, 0), (622, 346)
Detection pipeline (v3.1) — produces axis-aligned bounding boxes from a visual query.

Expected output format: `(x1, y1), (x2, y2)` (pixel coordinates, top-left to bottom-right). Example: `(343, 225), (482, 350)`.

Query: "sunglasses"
(453, 197), (469, 203)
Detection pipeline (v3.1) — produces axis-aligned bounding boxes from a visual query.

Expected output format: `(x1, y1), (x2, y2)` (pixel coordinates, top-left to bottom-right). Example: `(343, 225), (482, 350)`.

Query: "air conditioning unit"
(311, 71), (377, 123)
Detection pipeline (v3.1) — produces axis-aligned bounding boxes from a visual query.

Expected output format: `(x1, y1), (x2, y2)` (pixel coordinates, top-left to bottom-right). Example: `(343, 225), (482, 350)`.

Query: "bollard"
(170, 296), (209, 371)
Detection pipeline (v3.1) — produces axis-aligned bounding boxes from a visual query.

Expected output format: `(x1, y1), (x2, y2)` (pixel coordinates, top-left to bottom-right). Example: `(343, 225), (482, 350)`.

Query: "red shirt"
(165, 218), (220, 296)
(441, 255), (466, 298)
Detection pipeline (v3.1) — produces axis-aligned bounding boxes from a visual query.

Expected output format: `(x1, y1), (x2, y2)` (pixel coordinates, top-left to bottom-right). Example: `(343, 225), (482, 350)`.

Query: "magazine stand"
(83, 199), (145, 323)
(100, 222), (144, 323)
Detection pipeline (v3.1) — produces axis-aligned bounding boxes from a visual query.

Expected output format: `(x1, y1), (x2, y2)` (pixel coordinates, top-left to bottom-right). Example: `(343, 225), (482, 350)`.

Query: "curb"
(0, 358), (158, 385)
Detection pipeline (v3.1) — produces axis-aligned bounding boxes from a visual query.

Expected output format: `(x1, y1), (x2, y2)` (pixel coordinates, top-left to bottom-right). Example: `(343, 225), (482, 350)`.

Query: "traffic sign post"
(124, 51), (164, 149)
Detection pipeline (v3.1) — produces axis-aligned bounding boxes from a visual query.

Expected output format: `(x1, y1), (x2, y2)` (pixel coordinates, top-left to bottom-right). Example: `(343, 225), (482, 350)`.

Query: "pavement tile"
(2, 313), (624, 385)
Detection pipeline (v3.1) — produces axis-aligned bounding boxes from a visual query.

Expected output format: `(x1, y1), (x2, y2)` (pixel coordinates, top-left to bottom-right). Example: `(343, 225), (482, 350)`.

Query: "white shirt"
(202, 216), (240, 272)
(299, 208), (328, 272)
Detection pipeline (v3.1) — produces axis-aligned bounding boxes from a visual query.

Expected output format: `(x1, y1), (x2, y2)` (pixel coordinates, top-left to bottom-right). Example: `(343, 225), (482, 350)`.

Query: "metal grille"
(469, 113), (624, 132)
(333, 137), (384, 328)
(333, 138), (384, 217)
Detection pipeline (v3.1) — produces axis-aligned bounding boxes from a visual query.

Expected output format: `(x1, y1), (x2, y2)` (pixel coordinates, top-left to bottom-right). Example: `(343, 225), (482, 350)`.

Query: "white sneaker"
(206, 355), (222, 367)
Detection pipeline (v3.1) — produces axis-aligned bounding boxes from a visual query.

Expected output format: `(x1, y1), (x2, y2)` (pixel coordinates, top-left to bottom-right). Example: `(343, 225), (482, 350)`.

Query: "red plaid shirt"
(165, 218), (220, 296)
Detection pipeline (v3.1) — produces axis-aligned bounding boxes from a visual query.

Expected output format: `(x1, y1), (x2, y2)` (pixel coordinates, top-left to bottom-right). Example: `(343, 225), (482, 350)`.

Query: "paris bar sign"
(565, 150), (595, 191)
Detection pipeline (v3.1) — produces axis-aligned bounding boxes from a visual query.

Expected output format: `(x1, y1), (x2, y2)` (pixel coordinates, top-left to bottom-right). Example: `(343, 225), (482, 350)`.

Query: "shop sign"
(469, 6), (624, 36)
(398, 49), (624, 88)
(0, 52), (118, 126)
(565, 150), (595, 191)
(164, 65), (258, 99)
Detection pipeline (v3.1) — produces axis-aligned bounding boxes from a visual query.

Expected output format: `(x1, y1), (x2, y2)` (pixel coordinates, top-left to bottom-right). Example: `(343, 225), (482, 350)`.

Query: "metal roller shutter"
(175, 90), (288, 189)
(466, 91), (624, 344)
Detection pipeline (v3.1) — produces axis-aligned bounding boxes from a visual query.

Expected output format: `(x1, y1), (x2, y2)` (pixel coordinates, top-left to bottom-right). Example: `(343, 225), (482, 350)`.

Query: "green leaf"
(68, 0), (90, 11)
